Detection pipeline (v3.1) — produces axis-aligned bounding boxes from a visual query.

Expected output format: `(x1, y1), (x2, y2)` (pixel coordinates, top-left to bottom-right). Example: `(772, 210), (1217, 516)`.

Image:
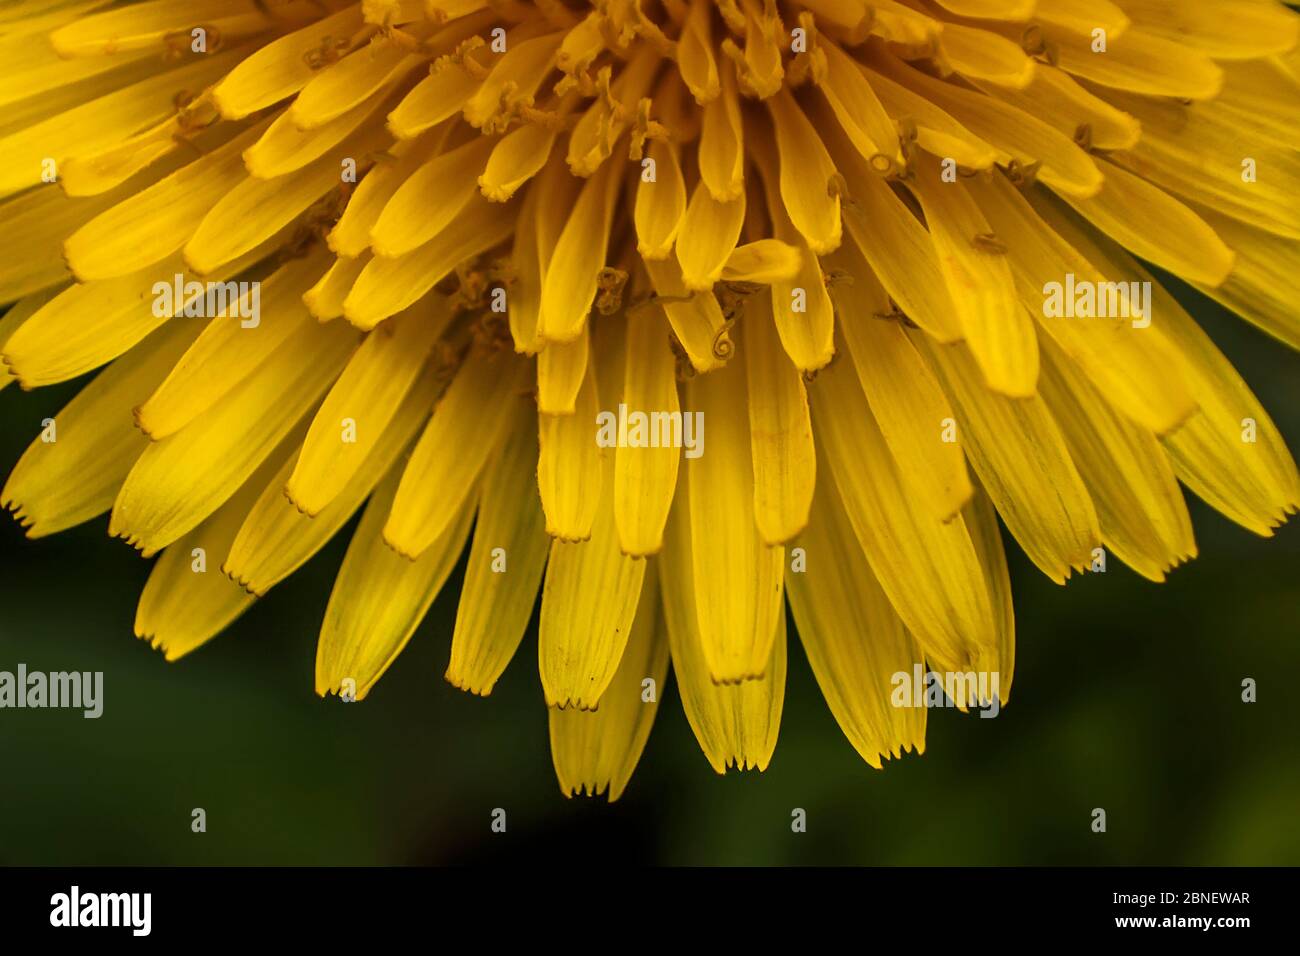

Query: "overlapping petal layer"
(2, 0), (1298, 799)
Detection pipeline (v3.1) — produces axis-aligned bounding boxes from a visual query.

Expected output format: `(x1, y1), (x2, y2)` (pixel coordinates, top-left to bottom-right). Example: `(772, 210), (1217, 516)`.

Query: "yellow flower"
(2, 0), (1298, 799)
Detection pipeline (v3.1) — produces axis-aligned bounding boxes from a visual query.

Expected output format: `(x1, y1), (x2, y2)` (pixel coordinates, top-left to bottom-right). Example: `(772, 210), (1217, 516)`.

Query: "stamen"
(595, 267), (629, 314)
(303, 34), (350, 70)
(1002, 157), (1043, 188)
(627, 97), (669, 160)
(667, 332), (697, 381)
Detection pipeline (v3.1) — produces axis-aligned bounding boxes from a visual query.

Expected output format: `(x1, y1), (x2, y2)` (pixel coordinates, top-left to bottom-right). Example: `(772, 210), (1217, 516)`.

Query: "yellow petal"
(720, 239), (801, 284)
(2, 318), (198, 537)
(565, 45), (659, 176)
(0, 164), (182, 302)
(867, 50), (1103, 199)
(549, 561), (667, 800)
(1055, 155), (1236, 286)
(463, 31), (562, 129)
(857, 59), (999, 171)
(303, 252), (370, 321)
(48, 0), (303, 57)
(64, 119), (270, 281)
(1037, 337), (1196, 582)
(1190, 210), (1300, 351)
(685, 355), (784, 683)
(134, 445), (290, 662)
(290, 36), (423, 130)
(1101, 92), (1300, 242)
(614, 304), (681, 556)
(933, 0), (1035, 21)
(1115, 0), (1299, 60)
(809, 347), (994, 672)
(315, 467), (476, 700)
(537, 156), (620, 342)
(536, 328), (588, 416)
(244, 90), (393, 180)
(661, 483), (786, 773)
(817, 39), (903, 170)
(697, 61), (744, 200)
(962, 484), (1014, 697)
(286, 297), (449, 516)
(225, 360), (440, 596)
(0, 26), (155, 113)
(0, 286), (61, 391)
(1211, 57), (1300, 150)
(386, 61), (480, 140)
(920, 336), (1101, 584)
(109, 320), (359, 556)
(743, 295), (815, 545)
(0, 48), (240, 199)
(677, 0), (720, 103)
(342, 192), (515, 329)
(1036, 22), (1223, 100)
(506, 153), (579, 353)
(939, 22), (1036, 89)
(975, 63), (1140, 151)
(1051, 228), (1300, 534)
(826, 241), (973, 522)
(135, 250), (329, 440)
(384, 346), (527, 558)
(675, 178), (745, 291)
(369, 135), (496, 258)
(478, 119), (558, 202)
(973, 175), (1196, 435)
(766, 89), (841, 254)
(538, 449), (646, 710)
(786, 464), (926, 768)
(819, 116), (964, 343)
(642, 256), (730, 373)
(327, 128), (441, 257)
(756, 167), (835, 372)
(905, 154), (1039, 397)
(1034, 0), (1130, 36)
(211, 5), (366, 119)
(446, 399), (549, 696)
(538, 350), (602, 541)
(632, 137), (686, 260)
(185, 124), (387, 274)
(2, 241), (278, 387)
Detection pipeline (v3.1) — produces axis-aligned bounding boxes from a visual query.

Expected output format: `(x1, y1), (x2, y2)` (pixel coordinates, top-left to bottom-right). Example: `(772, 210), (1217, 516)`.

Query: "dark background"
(1, 278), (1296, 866)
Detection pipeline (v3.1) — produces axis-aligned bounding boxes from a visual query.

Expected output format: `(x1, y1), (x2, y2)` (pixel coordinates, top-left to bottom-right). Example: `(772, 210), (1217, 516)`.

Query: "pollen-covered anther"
(627, 97), (668, 161)
(174, 90), (219, 137)
(303, 34), (351, 70)
(434, 37), (489, 78)
(594, 267), (629, 315)
(1002, 157), (1043, 188)
(822, 269), (853, 290)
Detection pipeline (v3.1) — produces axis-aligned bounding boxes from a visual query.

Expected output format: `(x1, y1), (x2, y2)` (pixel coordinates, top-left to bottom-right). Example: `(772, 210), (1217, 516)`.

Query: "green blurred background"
(1, 279), (1296, 866)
